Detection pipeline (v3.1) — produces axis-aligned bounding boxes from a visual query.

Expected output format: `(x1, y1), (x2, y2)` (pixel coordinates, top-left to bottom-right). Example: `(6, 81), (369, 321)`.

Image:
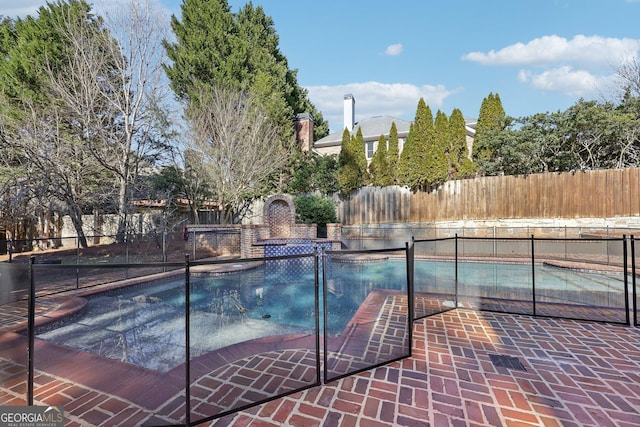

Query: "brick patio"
(1, 254), (639, 426)
(210, 309), (640, 427)
(2, 307), (640, 426)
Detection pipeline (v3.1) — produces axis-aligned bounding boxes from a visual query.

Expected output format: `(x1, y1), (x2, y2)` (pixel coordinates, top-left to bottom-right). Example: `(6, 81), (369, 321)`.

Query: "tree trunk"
(68, 204), (88, 248)
(190, 202), (200, 225)
(116, 175), (129, 243)
(221, 205), (234, 225)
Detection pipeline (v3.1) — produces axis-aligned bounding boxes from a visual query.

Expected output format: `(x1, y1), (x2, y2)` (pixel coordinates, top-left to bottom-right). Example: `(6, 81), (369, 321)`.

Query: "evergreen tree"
(428, 110), (449, 186)
(0, 1), (105, 113)
(473, 92), (506, 165)
(0, 0), (117, 246)
(369, 134), (392, 186)
(352, 127), (369, 183)
(337, 127), (368, 194)
(397, 124), (416, 187)
(163, 0), (237, 101)
(236, 4), (291, 134)
(163, 0), (328, 140)
(387, 122), (400, 184)
(286, 151), (338, 194)
(410, 98), (435, 190)
(338, 129), (358, 194)
(337, 128), (351, 170)
(448, 108), (476, 179)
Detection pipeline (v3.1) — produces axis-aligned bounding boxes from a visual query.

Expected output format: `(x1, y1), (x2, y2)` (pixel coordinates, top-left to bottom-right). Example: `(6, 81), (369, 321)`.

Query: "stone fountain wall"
(186, 195), (342, 259)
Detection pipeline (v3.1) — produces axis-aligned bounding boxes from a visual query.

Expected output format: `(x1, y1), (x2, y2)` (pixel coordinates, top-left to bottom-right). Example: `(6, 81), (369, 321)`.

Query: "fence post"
(162, 231), (167, 272)
(455, 234), (459, 308)
(192, 230), (196, 260)
(76, 237), (80, 289)
(406, 240), (414, 353)
(125, 236), (129, 279)
(184, 254), (191, 425)
(493, 227), (496, 257)
(623, 235), (630, 326)
(28, 256), (35, 405)
(322, 246), (329, 381)
(607, 228), (611, 265)
(631, 236), (637, 327)
(531, 235), (536, 317)
(314, 248), (321, 385)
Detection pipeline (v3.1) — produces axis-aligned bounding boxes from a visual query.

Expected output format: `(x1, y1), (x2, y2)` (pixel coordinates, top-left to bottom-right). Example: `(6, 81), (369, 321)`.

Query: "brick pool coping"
(1, 284), (415, 422)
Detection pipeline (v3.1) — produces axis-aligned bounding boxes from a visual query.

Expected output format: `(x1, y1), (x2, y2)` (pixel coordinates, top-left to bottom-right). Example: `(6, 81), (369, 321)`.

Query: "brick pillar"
(326, 223), (342, 241)
(294, 113), (314, 152)
(241, 224), (269, 258)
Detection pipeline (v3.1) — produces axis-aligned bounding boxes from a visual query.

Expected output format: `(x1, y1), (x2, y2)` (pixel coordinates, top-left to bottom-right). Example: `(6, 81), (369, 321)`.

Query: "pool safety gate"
(1, 235), (638, 426)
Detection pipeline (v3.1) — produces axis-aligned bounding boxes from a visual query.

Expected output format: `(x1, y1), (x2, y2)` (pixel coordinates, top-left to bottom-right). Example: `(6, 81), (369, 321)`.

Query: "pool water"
(36, 257), (408, 373)
(414, 260), (625, 292)
(35, 258), (624, 373)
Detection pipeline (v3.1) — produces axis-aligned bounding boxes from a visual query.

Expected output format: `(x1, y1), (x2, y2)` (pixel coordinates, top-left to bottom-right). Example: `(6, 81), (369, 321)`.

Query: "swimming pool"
(35, 257), (625, 372)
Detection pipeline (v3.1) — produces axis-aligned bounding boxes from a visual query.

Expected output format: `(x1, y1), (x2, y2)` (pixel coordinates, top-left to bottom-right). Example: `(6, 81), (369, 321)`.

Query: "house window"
(366, 141), (374, 159)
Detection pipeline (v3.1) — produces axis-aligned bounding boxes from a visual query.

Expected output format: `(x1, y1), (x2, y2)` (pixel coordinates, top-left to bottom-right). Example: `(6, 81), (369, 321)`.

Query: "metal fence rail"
(632, 236), (639, 327)
(0, 235), (637, 425)
(2, 249), (414, 425)
(0, 231), (217, 264)
(413, 235), (630, 325)
(323, 247), (412, 383)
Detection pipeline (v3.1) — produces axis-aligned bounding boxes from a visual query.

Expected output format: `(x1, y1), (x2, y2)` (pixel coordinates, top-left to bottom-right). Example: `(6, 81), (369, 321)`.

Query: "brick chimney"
(344, 93), (355, 131)
(294, 112), (314, 152)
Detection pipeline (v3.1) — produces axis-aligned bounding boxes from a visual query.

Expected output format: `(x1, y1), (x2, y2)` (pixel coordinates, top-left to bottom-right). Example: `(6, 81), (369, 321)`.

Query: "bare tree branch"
(46, 0), (173, 238)
(186, 85), (289, 223)
(616, 56), (640, 97)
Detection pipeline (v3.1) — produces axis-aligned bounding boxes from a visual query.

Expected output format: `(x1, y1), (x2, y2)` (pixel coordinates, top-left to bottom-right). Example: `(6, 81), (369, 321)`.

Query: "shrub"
(294, 195), (337, 226)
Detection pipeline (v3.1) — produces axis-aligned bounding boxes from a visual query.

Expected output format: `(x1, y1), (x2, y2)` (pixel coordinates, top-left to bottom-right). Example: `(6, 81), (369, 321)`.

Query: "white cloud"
(463, 35), (640, 69)
(306, 81), (460, 133)
(518, 66), (615, 98)
(383, 43), (403, 56)
(463, 35), (639, 99)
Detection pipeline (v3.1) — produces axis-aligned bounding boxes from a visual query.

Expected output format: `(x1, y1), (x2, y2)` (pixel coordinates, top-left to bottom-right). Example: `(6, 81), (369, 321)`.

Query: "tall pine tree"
(473, 92), (506, 165)
(369, 134), (392, 186)
(397, 124), (416, 188)
(164, 0), (237, 101)
(399, 98), (433, 190)
(338, 128), (364, 194)
(163, 0), (328, 139)
(387, 122), (400, 184)
(352, 127), (369, 184)
(427, 110), (449, 186)
(448, 108), (476, 179)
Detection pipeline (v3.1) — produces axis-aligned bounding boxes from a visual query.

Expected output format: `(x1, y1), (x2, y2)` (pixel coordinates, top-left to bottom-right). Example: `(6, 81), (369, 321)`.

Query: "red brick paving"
(207, 309), (640, 427)
(3, 308), (639, 426)
(2, 273), (640, 427)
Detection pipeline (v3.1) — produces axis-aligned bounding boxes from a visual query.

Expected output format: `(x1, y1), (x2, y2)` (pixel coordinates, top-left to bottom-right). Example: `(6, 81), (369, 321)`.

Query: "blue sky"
(4, 0), (640, 132)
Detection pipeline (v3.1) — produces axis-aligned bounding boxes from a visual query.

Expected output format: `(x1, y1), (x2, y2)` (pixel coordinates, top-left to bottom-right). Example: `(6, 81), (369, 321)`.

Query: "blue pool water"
(36, 258), (624, 372)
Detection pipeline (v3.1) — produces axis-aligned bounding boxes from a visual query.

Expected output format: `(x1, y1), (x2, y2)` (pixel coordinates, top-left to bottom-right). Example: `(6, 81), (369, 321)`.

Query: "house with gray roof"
(310, 94), (476, 162)
(313, 94), (411, 161)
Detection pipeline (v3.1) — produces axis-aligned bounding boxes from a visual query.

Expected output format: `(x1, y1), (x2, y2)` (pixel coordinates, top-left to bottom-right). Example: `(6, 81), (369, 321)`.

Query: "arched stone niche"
(263, 195), (296, 238)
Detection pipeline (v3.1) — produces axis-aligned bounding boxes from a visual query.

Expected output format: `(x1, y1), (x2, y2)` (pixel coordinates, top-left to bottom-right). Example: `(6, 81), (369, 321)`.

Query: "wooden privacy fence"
(338, 168), (640, 225)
